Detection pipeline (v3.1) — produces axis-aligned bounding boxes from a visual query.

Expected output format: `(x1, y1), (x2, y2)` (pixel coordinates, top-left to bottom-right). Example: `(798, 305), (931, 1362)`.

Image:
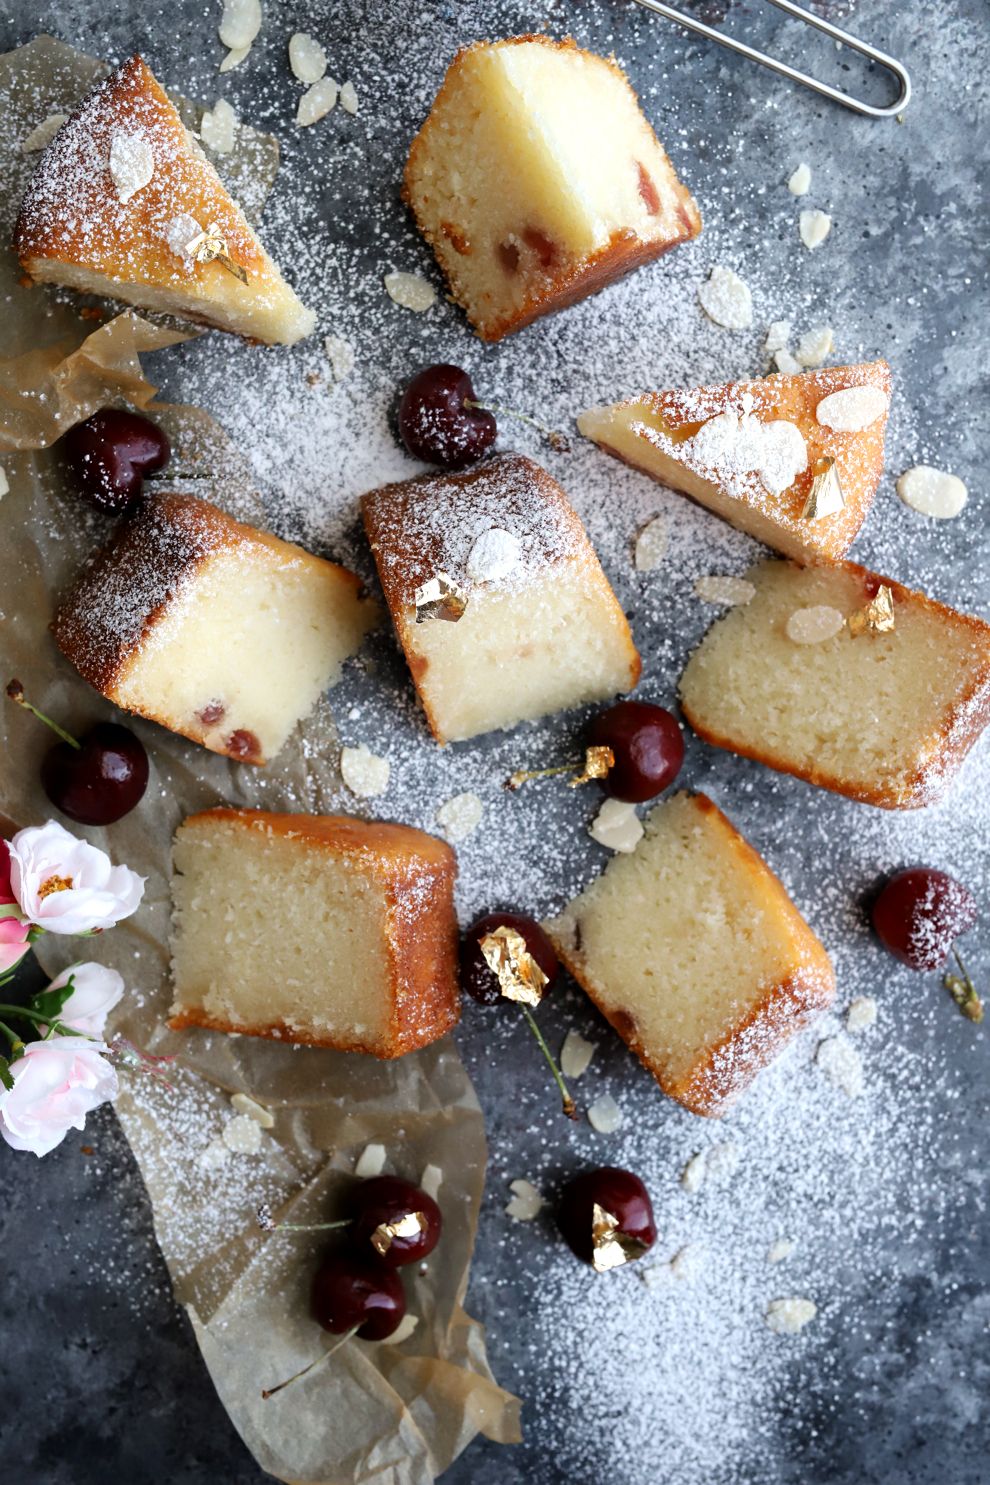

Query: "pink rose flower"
(0, 840), (17, 904)
(42, 961), (125, 1037)
(0, 915), (31, 975)
(7, 820), (145, 936)
(0, 1036), (118, 1156)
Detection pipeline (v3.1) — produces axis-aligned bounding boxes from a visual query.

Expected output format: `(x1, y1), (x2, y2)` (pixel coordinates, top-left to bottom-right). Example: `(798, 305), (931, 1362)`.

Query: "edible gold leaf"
(371, 1210), (427, 1256)
(802, 456), (845, 522)
(568, 745), (615, 788)
(591, 1202), (650, 1273)
(415, 571), (468, 625)
(848, 584), (895, 637)
(479, 926), (547, 1008)
(183, 221), (248, 284)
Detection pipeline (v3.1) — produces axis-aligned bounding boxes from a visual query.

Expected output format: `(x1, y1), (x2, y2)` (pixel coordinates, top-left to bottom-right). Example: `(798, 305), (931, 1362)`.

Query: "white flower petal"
(44, 961), (125, 1037)
(0, 1038), (116, 1156)
(8, 821), (145, 935)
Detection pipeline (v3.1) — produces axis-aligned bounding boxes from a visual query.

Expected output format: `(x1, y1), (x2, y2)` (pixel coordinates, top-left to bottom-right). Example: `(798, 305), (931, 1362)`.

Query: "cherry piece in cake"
(348, 1176), (442, 1269)
(461, 912), (558, 1008)
(872, 868), (977, 971)
(556, 1166), (656, 1269)
(399, 365), (497, 469)
(64, 409), (171, 514)
(311, 1254), (406, 1339)
(587, 700), (684, 803)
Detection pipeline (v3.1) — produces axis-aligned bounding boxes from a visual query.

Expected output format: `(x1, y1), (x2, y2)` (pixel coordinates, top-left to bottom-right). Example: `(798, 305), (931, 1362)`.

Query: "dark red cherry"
(460, 912), (559, 1008)
(872, 867), (977, 972)
(587, 700), (684, 803)
(398, 365), (497, 469)
(64, 409), (171, 514)
(40, 723), (149, 826)
(557, 1166), (656, 1268)
(348, 1176), (441, 1270)
(310, 1254), (406, 1340)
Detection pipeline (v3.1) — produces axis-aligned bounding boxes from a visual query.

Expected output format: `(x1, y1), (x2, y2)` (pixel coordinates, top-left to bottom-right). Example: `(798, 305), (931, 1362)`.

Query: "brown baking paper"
(0, 36), (521, 1485)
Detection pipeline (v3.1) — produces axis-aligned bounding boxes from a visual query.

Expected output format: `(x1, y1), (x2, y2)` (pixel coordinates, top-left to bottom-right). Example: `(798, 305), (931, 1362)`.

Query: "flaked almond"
(788, 162), (811, 195)
(846, 996), (878, 1032)
(766, 1238), (795, 1263)
(223, 1113), (263, 1153)
(420, 1163), (443, 1200)
(297, 77), (339, 126)
(816, 1035), (863, 1098)
(230, 1092), (275, 1128)
(219, 0), (261, 50)
(634, 514), (669, 571)
(340, 80), (358, 115)
(774, 348), (803, 375)
(384, 271), (436, 311)
(764, 319), (791, 353)
(324, 334), (355, 380)
(289, 33), (328, 83)
(896, 465), (967, 519)
(695, 575), (755, 606)
(785, 606), (845, 644)
(816, 384), (888, 432)
(587, 1093), (624, 1133)
(795, 326), (833, 368)
(560, 1028), (596, 1078)
(341, 743), (389, 797)
(766, 1297), (817, 1334)
(355, 1142), (387, 1178)
(435, 792), (482, 844)
(589, 799), (643, 853)
(21, 113), (68, 152)
(220, 44), (251, 72)
(799, 209), (831, 249)
(201, 98), (237, 154)
(697, 265), (753, 329)
(109, 132), (154, 203)
(505, 1179), (543, 1220)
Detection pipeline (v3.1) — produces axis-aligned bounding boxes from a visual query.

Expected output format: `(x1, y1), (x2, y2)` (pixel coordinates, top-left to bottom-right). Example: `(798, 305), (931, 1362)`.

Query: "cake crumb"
(846, 997), (878, 1032)
(505, 1178), (543, 1220)
(799, 210), (831, 250)
(766, 1238), (795, 1263)
(765, 1297), (817, 1334)
(634, 515), (669, 571)
(420, 1164), (443, 1200)
(589, 799), (643, 853)
(230, 1093), (275, 1128)
(435, 792), (483, 844)
(355, 1143), (387, 1178)
(787, 162), (811, 195)
(694, 576), (755, 606)
(384, 272), (436, 311)
(560, 1028), (596, 1078)
(324, 335), (355, 381)
(697, 266), (753, 329)
(341, 743), (389, 797)
(588, 1093), (624, 1133)
(198, 1136), (231, 1170)
(896, 466), (968, 519)
(816, 1036), (863, 1098)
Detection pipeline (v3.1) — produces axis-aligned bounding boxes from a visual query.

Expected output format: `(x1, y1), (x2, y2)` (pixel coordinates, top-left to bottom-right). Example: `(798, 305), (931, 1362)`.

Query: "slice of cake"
(169, 810), (460, 1056)
(403, 35), (701, 342)
(577, 362), (891, 563)
(52, 492), (379, 765)
(679, 559), (990, 809)
(14, 55), (316, 345)
(361, 453), (640, 744)
(543, 793), (834, 1117)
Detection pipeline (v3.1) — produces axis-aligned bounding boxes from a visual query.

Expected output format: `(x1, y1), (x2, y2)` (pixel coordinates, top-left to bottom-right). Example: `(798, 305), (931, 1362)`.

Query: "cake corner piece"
(168, 809), (461, 1058)
(543, 791), (835, 1117)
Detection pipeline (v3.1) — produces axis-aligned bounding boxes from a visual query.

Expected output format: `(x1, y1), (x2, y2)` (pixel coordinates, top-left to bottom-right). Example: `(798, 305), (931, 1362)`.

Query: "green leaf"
(30, 972), (75, 1025)
(0, 1055), (13, 1092)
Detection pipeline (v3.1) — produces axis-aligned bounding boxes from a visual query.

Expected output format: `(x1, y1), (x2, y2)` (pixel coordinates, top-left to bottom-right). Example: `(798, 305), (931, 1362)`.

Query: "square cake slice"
(169, 810), (460, 1057)
(679, 559), (990, 809)
(543, 792), (835, 1118)
(361, 453), (641, 744)
(14, 55), (316, 345)
(403, 35), (701, 342)
(577, 362), (891, 563)
(52, 492), (379, 765)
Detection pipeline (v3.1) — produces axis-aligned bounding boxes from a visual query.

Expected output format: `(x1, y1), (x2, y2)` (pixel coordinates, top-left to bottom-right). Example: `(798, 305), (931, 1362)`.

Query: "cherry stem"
(945, 945), (984, 1024)
(265, 1217), (353, 1234)
(519, 1004), (578, 1120)
(463, 399), (570, 454)
(262, 1324), (360, 1399)
(504, 761), (579, 792)
(6, 680), (80, 750)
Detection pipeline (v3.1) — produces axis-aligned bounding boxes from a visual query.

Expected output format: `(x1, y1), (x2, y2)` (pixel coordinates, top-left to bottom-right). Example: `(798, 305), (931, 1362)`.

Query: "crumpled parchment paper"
(0, 35), (521, 1484)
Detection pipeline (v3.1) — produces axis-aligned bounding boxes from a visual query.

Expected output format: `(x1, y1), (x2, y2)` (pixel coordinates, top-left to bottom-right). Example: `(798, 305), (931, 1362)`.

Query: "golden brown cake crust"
(549, 794), (835, 1118)
(681, 561), (990, 810)
(402, 34), (701, 343)
(14, 56), (266, 308)
(51, 491), (369, 759)
(361, 453), (641, 742)
(167, 809), (461, 1058)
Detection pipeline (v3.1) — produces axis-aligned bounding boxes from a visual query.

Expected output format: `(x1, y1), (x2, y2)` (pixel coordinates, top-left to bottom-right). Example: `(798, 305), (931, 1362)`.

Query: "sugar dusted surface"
(5, 0), (990, 1482)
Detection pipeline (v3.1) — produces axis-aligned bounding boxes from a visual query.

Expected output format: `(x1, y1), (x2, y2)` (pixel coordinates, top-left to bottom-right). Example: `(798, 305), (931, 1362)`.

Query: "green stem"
(0, 1003), (59, 1025)
(520, 1005), (578, 1120)
(274, 1219), (353, 1233)
(262, 1324), (360, 1399)
(0, 1020), (26, 1057)
(464, 399), (570, 453)
(5, 680), (80, 750)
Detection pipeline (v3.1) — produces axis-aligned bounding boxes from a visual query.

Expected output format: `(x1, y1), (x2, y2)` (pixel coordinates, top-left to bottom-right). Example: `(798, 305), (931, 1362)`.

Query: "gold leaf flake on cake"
(802, 456), (846, 522)
(371, 1210), (427, 1256)
(184, 221), (248, 283)
(479, 926), (548, 1007)
(848, 584), (894, 637)
(414, 571), (468, 624)
(569, 745), (614, 787)
(590, 1203), (650, 1272)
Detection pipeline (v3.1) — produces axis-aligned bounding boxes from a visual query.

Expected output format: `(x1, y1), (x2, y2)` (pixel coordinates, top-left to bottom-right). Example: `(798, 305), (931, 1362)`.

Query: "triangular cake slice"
(577, 362), (890, 563)
(14, 55), (316, 345)
(679, 559), (990, 809)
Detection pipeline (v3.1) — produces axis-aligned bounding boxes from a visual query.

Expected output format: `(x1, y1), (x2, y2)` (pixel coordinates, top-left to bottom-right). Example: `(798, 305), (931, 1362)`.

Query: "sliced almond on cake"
(679, 558), (990, 809)
(577, 362), (890, 564)
(403, 35), (701, 342)
(14, 55), (316, 344)
(543, 792), (835, 1118)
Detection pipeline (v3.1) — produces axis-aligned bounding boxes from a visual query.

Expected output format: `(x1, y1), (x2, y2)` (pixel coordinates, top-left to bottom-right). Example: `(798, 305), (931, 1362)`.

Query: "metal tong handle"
(628, 0), (911, 119)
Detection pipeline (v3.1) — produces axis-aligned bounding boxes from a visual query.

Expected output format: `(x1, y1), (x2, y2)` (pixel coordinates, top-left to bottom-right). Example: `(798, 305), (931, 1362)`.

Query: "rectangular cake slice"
(543, 792), (835, 1117)
(577, 362), (891, 563)
(361, 453), (640, 743)
(403, 35), (701, 342)
(679, 559), (990, 809)
(14, 55), (316, 345)
(169, 809), (460, 1057)
(52, 491), (379, 765)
